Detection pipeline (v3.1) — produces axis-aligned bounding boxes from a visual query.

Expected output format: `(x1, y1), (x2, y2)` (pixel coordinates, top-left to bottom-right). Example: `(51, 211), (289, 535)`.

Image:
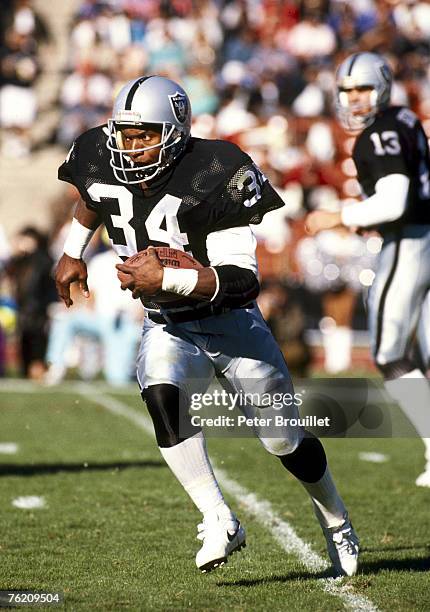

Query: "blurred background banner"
(1, 0), (429, 381)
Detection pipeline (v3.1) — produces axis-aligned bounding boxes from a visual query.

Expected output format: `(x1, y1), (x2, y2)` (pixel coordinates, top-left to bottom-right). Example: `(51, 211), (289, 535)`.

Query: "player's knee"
(376, 358), (416, 380)
(141, 383), (195, 448)
(259, 428), (303, 456)
(278, 432), (327, 483)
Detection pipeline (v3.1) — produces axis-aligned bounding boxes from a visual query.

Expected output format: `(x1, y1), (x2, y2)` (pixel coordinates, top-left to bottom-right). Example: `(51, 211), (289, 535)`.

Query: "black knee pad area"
(278, 432), (327, 483)
(141, 384), (199, 448)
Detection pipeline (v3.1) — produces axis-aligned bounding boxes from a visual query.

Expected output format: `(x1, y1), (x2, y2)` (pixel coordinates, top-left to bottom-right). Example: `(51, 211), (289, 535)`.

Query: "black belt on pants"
(146, 302), (253, 324)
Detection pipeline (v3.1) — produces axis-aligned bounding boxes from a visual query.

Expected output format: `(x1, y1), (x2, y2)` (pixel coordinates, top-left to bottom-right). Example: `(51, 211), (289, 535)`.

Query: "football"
(125, 246), (203, 271)
(121, 246), (203, 303)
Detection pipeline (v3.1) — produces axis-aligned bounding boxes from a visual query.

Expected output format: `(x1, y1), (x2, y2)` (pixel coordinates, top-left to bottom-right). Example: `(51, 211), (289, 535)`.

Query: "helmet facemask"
(106, 76), (192, 184)
(107, 118), (185, 184)
(336, 87), (379, 132)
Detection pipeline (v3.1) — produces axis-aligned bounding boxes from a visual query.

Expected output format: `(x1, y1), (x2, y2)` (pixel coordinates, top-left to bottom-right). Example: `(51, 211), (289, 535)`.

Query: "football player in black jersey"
(55, 75), (358, 575)
(306, 52), (430, 487)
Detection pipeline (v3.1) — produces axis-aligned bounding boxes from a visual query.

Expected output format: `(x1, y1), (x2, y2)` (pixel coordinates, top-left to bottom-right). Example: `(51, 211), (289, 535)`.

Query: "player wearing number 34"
(305, 52), (430, 488)
(55, 75), (359, 576)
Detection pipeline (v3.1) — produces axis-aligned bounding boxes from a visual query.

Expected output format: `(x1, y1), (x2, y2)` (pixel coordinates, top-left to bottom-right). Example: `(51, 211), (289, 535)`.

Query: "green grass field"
(0, 380), (429, 611)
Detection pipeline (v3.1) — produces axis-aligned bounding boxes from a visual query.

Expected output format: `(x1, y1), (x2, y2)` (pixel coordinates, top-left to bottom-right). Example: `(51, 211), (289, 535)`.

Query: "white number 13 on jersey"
(370, 131), (401, 155)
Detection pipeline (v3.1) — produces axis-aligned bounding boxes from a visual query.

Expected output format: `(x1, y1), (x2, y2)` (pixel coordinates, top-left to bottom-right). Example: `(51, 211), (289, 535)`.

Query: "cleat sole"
(199, 540), (246, 573)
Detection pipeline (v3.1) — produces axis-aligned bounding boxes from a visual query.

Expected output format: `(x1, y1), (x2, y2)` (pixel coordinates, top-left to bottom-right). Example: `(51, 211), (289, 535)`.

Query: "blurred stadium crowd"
(1, 0), (429, 382)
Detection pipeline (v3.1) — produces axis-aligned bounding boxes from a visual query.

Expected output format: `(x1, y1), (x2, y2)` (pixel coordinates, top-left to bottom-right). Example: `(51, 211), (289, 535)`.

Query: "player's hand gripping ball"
(116, 246), (202, 302)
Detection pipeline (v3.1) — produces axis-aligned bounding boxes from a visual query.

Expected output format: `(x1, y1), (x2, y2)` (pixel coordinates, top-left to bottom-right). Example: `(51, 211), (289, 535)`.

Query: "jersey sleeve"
(58, 127), (110, 212)
(175, 140), (284, 236)
(186, 156), (284, 239)
(216, 159), (286, 228)
(58, 139), (97, 211)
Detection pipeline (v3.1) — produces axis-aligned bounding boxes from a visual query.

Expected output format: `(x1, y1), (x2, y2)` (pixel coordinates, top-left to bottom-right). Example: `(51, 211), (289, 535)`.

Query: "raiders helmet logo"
(379, 63), (391, 84)
(169, 92), (188, 124)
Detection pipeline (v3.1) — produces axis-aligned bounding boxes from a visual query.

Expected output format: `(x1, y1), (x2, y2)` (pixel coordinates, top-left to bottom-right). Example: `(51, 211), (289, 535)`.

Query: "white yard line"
(0, 442), (18, 454)
(12, 495), (46, 509)
(76, 386), (378, 612)
(358, 452), (389, 463)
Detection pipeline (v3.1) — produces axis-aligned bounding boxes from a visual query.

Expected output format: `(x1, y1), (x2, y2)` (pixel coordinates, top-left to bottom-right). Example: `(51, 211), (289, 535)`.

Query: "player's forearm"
(162, 265), (259, 306)
(341, 174), (410, 228)
(63, 199), (101, 259)
(191, 268), (218, 301)
(74, 198), (101, 230)
(210, 265), (260, 307)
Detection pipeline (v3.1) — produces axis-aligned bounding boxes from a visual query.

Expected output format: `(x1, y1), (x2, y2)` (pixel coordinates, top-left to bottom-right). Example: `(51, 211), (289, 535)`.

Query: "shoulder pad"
(58, 125), (113, 207)
(183, 138), (251, 175)
(70, 125), (111, 177)
(396, 107), (418, 129)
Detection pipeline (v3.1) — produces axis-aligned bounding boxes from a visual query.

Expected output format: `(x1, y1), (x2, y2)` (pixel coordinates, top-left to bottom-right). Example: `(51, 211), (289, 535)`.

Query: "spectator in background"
(286, 9), (336, 63)
(0, 225), (11, 377)
(45, 245), (143, 386)
(182, 64), (218, 116)
(57, 60), (113, 147)
(0, 225), (10, 268)
(0, 0), (51, 46)
(296, 196), (380, 373)
(257, 280), (311, 377)
(0, 0), (50, 155)
(0, 27), (40, 156)
(6, 226), (57, 379)
(145, 21), (188, 73)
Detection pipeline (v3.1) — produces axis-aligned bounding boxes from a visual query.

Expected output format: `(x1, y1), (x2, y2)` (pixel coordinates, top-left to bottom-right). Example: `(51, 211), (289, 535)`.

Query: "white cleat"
(415, 469), (430, 487)
(43, 364), (66, 386)
(195, 506), (246, 573)
(323, 515), (359, 577)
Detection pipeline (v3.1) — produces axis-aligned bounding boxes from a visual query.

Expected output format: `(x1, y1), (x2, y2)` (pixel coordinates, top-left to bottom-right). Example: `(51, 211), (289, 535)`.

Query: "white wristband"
(63, 218), (95, 259)
(162, 267), (199, 296)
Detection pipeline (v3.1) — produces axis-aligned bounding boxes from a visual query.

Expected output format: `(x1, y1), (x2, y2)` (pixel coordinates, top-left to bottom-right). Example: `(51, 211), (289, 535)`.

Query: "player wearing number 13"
(305, 52), (430, 487)
(55, 75), (358, 575)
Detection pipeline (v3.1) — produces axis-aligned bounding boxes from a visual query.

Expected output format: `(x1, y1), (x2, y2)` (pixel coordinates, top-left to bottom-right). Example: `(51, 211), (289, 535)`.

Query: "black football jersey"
(353, 106), (430, 232)
(59, 125), (284, 260)
(58, 125), (284, 310)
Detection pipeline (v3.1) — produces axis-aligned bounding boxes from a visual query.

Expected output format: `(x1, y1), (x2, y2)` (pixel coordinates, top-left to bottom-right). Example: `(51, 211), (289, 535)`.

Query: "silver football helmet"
(107, 75), (191, 183)
(335, 52), (392, 132)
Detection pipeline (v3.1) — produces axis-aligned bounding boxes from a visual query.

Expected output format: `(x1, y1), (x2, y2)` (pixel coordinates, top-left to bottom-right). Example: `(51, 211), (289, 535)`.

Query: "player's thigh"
(369, 227), (430, 364)
(220, 306), (293, 391)
(210, 307), (302, 453)
(136, 319), (215, 395)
